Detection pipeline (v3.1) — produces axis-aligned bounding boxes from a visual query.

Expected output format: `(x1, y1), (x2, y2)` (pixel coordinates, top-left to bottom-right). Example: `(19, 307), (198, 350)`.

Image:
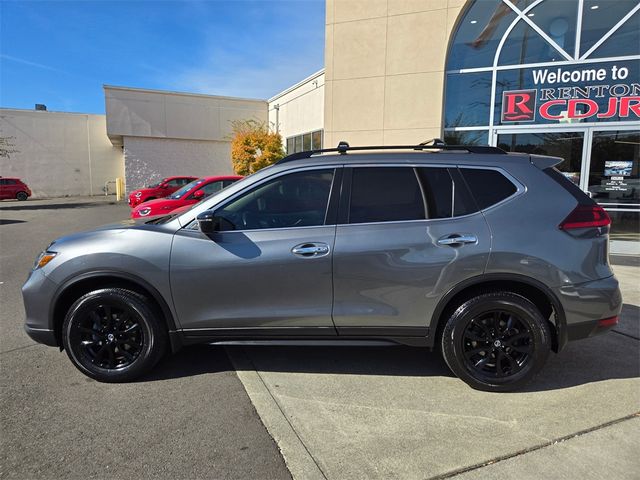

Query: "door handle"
(437, 234), (478, 246)
(291, 243), (330, 257)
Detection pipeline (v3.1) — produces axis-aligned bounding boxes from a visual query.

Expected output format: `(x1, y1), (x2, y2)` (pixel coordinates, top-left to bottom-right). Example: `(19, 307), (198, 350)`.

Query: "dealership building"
(1, 0), (638, 252)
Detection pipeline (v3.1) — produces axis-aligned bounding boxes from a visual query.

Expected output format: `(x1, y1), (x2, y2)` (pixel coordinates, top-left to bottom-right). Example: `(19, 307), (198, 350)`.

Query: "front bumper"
(22, 268), (59, 347)
(554, 275), (623, 347)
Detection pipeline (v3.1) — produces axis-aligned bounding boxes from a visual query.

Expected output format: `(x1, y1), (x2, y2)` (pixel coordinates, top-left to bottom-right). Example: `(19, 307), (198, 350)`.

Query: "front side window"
(216, 169), (334, 231)
(349, 167), (425, 224)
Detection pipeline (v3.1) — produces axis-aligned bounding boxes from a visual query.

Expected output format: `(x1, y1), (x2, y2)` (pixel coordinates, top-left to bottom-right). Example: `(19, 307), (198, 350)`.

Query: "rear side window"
(460, 168), (517, 210)
(349, 167), (425, 224)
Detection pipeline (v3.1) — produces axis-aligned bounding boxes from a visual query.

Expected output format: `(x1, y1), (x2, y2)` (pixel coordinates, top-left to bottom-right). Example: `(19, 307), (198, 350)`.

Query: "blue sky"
(0, 0), (325, 113)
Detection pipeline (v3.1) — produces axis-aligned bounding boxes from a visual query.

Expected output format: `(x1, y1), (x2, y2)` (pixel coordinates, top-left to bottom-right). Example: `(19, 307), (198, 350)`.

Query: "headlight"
(34, 251), (57, 269)
(135, 192), (142, 198)
(138, 207), (152, 216)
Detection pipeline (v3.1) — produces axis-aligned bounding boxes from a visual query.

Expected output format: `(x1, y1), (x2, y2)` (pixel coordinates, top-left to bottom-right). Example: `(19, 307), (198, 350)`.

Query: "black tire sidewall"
(62, 288), (165, 382)
(442, 293), (551, 392)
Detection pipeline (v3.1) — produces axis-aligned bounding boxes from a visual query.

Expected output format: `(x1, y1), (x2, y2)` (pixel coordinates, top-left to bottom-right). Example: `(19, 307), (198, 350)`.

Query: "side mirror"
(197, 211), (218, 234)
(192, 190), (205, 199)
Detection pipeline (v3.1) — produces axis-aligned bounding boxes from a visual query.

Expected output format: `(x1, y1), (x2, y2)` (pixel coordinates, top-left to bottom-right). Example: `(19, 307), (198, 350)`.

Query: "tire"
(62, 288), (168, 382)
(441, 292), (551, 392)
(16, 191), (28, 201)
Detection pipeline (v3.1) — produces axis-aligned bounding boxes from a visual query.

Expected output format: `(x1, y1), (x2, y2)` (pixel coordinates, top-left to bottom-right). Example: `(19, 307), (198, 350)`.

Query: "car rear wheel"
(16, 191), (28, 201)
(62, 288), (167, 382)
(441, 292), (551, 392)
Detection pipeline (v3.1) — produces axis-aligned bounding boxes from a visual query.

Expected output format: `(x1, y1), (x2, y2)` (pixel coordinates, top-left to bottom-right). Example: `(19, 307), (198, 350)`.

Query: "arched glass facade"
(444, 0), (640, 253)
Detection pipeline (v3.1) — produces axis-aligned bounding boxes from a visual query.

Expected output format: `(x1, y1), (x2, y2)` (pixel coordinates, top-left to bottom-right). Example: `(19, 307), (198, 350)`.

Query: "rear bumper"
(554, 275), (622, 347)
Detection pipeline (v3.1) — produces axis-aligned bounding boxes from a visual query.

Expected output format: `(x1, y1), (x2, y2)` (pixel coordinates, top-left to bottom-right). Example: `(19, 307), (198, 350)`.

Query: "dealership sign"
(501, 64), (640, 123)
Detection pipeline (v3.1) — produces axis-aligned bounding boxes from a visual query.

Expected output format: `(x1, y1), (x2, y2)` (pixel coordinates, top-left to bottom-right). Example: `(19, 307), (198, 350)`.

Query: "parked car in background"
(128, 176), (198, 207)
(131, 175), (242, 218)
(0, 177), (32, 201)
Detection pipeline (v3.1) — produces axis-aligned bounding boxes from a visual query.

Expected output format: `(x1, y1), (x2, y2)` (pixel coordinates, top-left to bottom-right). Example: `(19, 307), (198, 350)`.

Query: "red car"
(131, 175), (242, 219)
(128, 176), (198, 207)
(0, 177), (31, 201)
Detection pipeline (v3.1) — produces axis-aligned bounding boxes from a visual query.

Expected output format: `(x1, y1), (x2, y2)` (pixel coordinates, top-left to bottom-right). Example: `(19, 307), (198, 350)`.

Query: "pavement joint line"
(611, 329), (640, 341)
(225, 346), (328, 480)
(428, 412), (640, 480)
(0, 342), (40, 356)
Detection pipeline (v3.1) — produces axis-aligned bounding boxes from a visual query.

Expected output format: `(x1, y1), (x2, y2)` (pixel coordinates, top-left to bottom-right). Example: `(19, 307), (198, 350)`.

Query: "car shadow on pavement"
(141, 323), (639, 392)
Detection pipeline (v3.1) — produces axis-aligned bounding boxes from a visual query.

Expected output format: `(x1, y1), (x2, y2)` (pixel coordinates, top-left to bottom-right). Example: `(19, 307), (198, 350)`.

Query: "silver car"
(23, 143), (622, 391)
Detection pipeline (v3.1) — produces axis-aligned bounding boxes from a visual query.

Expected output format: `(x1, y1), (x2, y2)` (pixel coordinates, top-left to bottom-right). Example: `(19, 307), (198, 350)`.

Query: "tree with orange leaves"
(230, 120), (285, 176)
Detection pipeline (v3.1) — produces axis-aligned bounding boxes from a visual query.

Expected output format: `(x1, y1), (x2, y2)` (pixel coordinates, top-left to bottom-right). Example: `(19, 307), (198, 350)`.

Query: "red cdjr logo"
(502, 89), (537, 122)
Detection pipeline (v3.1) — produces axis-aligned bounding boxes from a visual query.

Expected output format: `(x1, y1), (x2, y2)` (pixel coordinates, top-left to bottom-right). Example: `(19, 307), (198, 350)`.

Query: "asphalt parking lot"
(1, 197), (638, 479)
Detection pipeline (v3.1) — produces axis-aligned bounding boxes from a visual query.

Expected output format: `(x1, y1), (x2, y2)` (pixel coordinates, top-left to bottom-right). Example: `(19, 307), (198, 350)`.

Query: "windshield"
(169, 179), (205, 199)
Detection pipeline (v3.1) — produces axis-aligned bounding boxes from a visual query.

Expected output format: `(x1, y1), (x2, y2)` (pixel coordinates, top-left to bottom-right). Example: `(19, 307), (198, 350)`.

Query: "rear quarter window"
(460, 168), (517, 210)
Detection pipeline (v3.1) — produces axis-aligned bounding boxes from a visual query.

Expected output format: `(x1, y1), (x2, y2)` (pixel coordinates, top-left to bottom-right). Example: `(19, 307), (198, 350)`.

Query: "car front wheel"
(441, 292), (551, 392)
(62, 288), (167, 382)
(16, 191), (28, 201)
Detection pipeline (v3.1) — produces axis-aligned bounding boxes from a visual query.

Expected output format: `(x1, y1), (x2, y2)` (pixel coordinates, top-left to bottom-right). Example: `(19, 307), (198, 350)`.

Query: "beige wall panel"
(383, 127), (441, 145)
(388, 0), (449, 16)
(333, 0), (387, 23)
(386, 9), (448, 75)
(447, 5), (465, 36)
(326, 0), (334, 24)
(329, 129), (384, 146)
(448, 0), (467, 9)
(0, 109), (122, 197)
(333, 77), (385, 131)
(384, 72), (444, 130)
(325, 23), (335, 80)
(105, 86), (267, 143)
(323, 80), (334, 134)
(333, 18), (387, 79)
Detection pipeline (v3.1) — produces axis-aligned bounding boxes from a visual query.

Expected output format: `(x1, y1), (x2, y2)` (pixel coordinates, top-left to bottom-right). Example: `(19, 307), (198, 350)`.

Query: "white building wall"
(269, 70), (325, 147)
(0, 109), (123, 197)
(123, 136), (234, 192)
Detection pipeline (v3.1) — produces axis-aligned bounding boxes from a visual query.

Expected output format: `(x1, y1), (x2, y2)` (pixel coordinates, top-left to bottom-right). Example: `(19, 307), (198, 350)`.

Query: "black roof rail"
(277, 141), (507, 164)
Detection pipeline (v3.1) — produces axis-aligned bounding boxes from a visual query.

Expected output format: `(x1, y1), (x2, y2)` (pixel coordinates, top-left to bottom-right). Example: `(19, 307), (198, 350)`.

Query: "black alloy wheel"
(16, 191), (28, 201)
(74, 303), (144, 370)
(462, 310), (532, 379)
(441, 291), (551, 392)
(63, 288), (167, 382)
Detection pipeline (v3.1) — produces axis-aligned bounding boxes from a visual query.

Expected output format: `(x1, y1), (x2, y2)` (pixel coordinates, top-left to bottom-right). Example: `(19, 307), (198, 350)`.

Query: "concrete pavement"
(229, 264), (640, 480)
(0, 197), (291, 479)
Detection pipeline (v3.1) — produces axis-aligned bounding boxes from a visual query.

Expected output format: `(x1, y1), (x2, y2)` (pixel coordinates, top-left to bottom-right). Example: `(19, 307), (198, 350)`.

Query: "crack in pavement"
(429, 412), (640, 480)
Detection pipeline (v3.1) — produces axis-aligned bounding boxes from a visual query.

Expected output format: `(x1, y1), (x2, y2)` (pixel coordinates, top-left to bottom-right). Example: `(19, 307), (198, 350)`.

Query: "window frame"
(337, 164), (524, 226)
(203, 165), (342, 233)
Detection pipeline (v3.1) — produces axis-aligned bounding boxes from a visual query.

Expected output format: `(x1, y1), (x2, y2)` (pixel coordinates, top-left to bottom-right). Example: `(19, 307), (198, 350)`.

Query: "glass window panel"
(416, 168), (453, 219)
(588, 11), (640, 59)
(497, 132), (584, 184)
(444, 130), (489, 145)
(286, 137), (295, 154)
(498, 20), (568, 65)
(444, 72), (492, 127)
(460, 168), (518, 209)
(303, 133), (312, 151)
(312, 130), (323, 150)
(216, 170), (334, 231)
(294, 135), (303, 153)
(447, 0), (517, 70)
(580, 0), (639, 57)
(349, 168), (425, 224)
(527, 0), (578, 57)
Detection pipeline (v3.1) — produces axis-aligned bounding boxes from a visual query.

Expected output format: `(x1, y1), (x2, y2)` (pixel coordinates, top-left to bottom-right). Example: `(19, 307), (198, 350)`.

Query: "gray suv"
(23, 143), (622, 391)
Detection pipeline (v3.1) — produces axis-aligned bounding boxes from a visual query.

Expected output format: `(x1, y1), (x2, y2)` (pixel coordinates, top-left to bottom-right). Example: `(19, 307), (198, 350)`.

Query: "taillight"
(559, 204), (611, 230)
(597, 316), (618, 328)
